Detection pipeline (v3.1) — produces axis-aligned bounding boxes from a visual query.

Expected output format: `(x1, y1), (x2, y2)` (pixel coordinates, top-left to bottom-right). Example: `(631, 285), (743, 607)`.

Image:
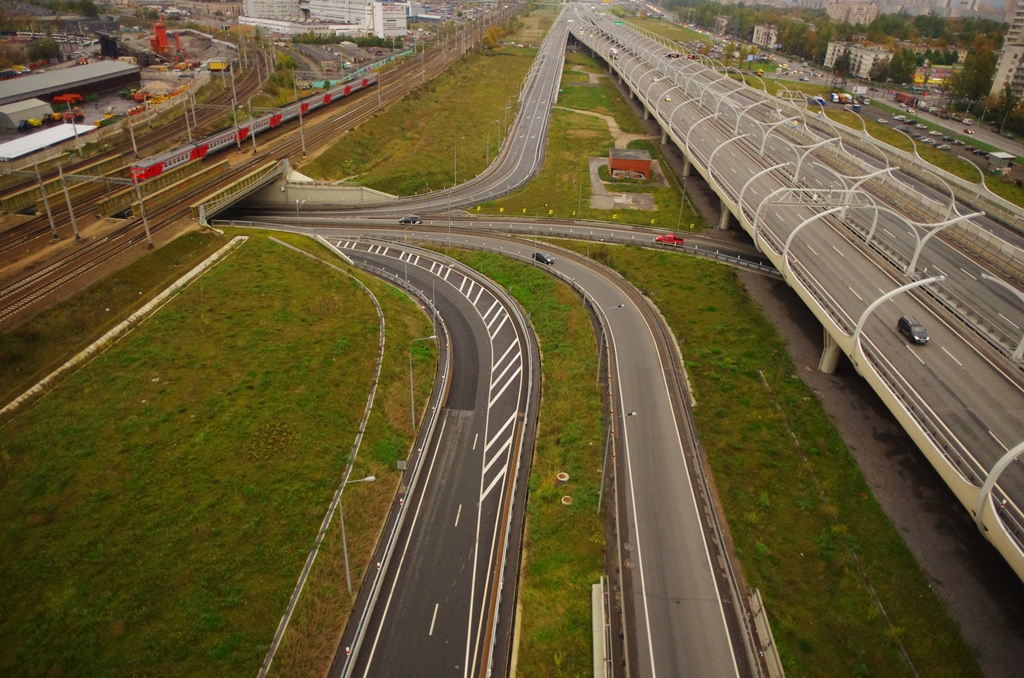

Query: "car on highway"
(964, 128), (975, 134)
(533, 251), (554, 265)
(665, 96), (672, 102)
(399, 214), (422, 224)
(897, 315), (929, 344)
(655, 233), (685, 245)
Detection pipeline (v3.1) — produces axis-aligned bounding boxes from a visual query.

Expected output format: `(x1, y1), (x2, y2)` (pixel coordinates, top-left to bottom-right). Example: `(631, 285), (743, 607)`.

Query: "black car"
(399, 214), (422, 224)
(533, 251), (554, 265)
(897, 315), (929, 344)
(896, 125), (910, 132)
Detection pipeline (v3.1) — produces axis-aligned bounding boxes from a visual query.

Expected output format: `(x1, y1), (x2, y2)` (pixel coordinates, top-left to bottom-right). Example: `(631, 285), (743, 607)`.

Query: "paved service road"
(327, 238), (538, 678)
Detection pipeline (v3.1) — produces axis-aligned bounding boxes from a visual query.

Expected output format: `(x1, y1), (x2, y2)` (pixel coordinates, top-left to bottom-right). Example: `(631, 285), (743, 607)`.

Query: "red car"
(655, 233), (685, 245)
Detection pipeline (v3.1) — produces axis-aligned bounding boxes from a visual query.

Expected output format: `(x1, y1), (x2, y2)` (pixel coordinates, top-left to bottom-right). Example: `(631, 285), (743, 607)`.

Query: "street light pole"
(339, 475), (376, 595)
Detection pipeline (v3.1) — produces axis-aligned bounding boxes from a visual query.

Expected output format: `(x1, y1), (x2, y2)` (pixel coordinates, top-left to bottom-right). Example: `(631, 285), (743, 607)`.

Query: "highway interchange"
(220, 3), (1024, 677)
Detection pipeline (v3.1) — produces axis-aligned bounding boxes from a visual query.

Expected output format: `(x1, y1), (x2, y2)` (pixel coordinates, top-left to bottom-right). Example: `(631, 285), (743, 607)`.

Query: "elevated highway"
(569, 6), (1024, 582)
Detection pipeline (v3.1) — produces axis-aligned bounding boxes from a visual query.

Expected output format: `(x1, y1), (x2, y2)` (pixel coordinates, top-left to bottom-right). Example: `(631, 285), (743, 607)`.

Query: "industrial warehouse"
(0, 61), (142, 107)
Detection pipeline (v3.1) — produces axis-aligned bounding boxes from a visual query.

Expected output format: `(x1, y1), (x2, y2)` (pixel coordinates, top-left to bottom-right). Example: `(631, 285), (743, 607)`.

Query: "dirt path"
(553, 105), (654, 149)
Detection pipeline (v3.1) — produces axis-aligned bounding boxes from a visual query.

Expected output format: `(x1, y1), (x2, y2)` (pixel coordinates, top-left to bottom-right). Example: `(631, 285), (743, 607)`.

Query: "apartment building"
(825, 2), (879, 25)
(991, 0), (1024, 96)
(825, 41), (891, 79)
(752, 24), (778, 49)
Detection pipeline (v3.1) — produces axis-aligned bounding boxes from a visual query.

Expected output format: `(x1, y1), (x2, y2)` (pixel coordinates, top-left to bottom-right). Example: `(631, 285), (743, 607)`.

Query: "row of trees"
(660, 0), (1005, 66)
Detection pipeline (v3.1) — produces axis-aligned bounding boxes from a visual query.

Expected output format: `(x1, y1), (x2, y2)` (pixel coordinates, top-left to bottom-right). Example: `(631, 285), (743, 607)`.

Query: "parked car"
(915, 124), (928, 130)
(896, 125), (910, 132)
(935, 144), (951, 150)
(897, 315), (929, 344)
(928, 130), (942, 136)
(533, 251), (554, 265)
(922, 137), (936, 145)
(894, 115), (906, 122)
(877, 118), (888, 124)
(963, 118), (974, 125)
(399, 214), (422, 224)
(952, 139), (964, 145)
(655, 233), (685, 245)
(942, 136), (954, 142)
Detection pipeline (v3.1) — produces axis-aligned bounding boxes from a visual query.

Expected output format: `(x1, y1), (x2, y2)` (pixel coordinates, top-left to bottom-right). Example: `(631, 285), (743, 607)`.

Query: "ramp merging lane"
(327, 238), (538, 678)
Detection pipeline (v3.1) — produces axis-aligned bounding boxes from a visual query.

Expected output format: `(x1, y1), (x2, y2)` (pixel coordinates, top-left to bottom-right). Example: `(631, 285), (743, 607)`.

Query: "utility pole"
(57, 164), (81, 241)
(293, 76), (306, 158)
(34, 164), (58, 239)
(182, 95), (193, 142)
(248, 99), (258, 154)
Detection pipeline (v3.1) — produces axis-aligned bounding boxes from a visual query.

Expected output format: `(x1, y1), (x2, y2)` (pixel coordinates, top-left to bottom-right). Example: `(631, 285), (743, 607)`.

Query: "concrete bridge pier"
(682, 157), (692, 177)
(629, 88), (635, 99)
(661, 127), (668, 145)
(644, 108), (650, 120)
(718, 198), (732, 230)
(819, 329), (842, 373)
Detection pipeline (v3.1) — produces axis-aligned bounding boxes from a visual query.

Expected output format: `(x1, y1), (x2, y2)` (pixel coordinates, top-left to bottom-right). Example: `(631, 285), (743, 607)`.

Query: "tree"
(887, 49), (915, 84)
(868, 58), (890, 82)
(27, 38), (58, 62)
(995, 82), (1020, 131)
(832, 49), (852, 79)
(948, 47), (996, 103)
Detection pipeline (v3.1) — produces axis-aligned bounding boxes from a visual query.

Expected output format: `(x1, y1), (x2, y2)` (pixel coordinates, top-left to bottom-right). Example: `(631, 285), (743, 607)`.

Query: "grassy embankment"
(477, 52), (706, 229)
(831, 103), (1024, 206)
(735, 73), (831, 97)
(301, 48), (533, 195)
(553, 242), (980, 677)
(444, 250), (604, 676)
(623, 16), (710, 46)
(0, 231), (436, 677)
(0, 229), (224, 408)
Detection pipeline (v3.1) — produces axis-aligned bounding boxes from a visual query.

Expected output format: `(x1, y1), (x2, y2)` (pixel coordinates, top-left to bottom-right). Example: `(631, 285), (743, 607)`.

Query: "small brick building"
(609, 148), (652, 180)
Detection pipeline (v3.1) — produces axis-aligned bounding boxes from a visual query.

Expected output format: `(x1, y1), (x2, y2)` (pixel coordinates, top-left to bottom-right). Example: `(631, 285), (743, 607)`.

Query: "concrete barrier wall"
(247, 179), (397, 208)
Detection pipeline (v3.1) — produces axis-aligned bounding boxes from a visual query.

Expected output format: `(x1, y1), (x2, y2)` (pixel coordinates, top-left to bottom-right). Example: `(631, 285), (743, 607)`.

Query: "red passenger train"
(129, 74), (378, 181)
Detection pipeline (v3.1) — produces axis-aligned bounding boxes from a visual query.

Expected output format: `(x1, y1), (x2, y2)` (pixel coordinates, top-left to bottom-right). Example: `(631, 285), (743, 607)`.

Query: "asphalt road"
(578, 9), (1024, 573)
(331, 238), (536, 678)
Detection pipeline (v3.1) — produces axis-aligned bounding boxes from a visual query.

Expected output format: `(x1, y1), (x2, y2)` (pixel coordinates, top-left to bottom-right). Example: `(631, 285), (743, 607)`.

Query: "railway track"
(0, 52), (268, 254)
(0, 17), (504, 326)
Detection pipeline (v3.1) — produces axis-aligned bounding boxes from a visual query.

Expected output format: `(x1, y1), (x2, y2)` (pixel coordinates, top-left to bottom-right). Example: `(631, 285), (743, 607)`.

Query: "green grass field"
(0, 230), (225, 409)
(0, 232), (436, 676)
(474, 108), (703, 229)
(444, 249), (604, 676)
(477, 53), (705, 229)
(624, 16), (709, 45)
(825, 109), (913, 153)
(302, 49), (532, 195)
(556, 242), (981, 678)
(562, 53), (645, 135)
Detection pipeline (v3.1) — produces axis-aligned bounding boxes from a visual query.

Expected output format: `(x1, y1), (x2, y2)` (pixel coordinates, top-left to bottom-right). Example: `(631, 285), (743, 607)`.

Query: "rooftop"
(609, 148), (652, 161)
(0, 61), (139, 105)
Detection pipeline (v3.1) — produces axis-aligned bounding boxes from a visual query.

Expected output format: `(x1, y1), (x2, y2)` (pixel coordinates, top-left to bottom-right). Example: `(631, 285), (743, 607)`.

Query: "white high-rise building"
(244, 0), (406, 37)
(991, 0), (1024, 96)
